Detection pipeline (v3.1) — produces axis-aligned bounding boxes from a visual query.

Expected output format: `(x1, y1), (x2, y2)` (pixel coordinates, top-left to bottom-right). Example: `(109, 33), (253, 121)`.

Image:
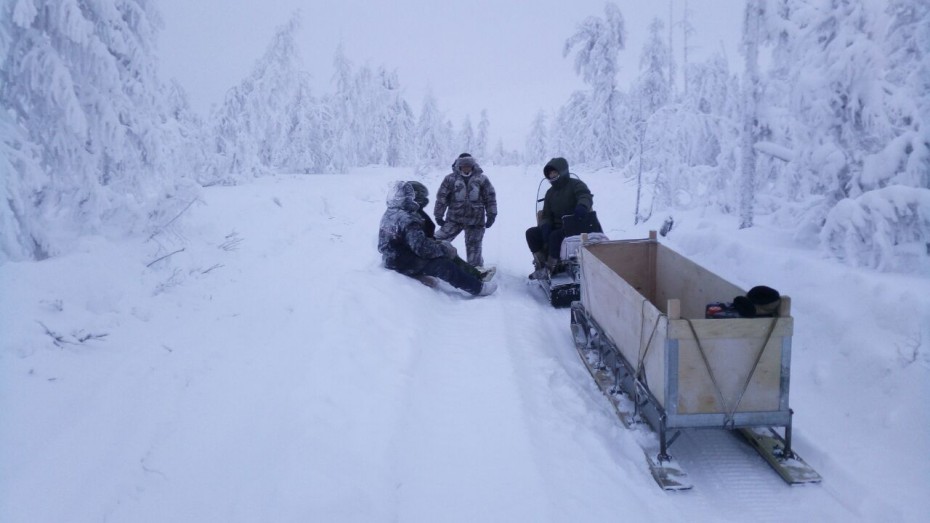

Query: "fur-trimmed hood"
(385, 181), (422, 213)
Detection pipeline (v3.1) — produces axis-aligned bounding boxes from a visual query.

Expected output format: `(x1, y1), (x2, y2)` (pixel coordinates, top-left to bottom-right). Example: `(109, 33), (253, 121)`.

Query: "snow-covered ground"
(1, 166), (927, 522)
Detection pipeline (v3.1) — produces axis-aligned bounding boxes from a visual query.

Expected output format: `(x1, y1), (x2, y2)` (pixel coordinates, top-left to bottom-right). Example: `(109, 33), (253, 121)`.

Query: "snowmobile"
(530, 175), (609, 307)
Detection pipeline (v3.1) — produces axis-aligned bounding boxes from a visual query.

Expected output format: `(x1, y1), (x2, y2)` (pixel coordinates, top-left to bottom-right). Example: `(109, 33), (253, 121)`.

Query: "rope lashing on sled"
(636, 298), (666, 387)
(683, 315), (780, 428)
(729, 316), (780, 421)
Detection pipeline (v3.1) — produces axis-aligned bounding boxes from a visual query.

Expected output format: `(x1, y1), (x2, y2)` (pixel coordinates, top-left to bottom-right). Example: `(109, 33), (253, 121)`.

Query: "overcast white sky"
(158, 0), (744, 149)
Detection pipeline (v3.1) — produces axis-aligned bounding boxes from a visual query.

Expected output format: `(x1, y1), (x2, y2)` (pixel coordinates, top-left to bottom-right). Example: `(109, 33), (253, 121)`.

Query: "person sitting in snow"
(434, 153), (497, 271)
(525, 157), (600, 280)
(379, 181), (497, 297)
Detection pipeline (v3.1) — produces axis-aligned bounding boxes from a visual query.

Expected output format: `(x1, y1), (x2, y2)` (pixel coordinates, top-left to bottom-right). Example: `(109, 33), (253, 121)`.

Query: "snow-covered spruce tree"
(456, 115), (474, 157)
(415, 91), (448, 168)
(761, 0), (929, 271)
(749, 0), (802, 214)
(552, 91), (593, 164)
(442, 118), (455, 161)
(351, 64), (402, 166)
(682, 52), (742, 213)
(211, 13), (305, 179)
(279, 73), (328, 173)
(0, 107), (46, 260)
(324, 42), (356, 172)
(818, 0), (930, 271)
(0, 0), (199, 261)
(350, 64), (377, 165)
(563, 2), (627, 166)
(631, 17), (674, 219)
(636, 18), (671, 117)
(164, 80), (215, 184)
(475, 110), (490, 161)
(525, 110), (549, 164)
(383, 69), (416, 168)
(766, 1), (891, 234)
(877, 0), (929, 191)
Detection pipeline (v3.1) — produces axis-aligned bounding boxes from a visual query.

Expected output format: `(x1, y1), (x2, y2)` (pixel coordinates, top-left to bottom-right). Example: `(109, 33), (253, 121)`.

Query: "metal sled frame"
(569, 235), (822, 490)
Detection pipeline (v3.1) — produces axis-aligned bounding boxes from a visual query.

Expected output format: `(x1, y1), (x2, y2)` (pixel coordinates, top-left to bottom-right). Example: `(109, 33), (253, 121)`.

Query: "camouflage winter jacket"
(378, 181), (448, 275)
(434, 158), (498, 227)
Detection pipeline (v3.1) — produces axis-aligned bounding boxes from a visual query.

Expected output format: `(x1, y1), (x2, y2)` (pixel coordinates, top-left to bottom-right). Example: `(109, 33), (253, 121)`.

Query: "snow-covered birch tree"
(739, 0), (764, 229)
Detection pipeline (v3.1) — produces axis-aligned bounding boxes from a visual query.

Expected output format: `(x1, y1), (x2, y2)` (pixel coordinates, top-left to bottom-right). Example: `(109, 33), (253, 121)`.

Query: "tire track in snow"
(386, 277), (549, 523)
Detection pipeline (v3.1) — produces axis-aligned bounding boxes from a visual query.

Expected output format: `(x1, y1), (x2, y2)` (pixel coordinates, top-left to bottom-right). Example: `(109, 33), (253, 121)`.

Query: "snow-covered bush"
(821, 186), (930, 273)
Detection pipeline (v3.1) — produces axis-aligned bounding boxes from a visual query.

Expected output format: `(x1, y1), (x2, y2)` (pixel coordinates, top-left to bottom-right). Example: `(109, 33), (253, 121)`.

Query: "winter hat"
(452, 152), (472, 169)
(733, 285), (781, 317)
(748, 285), (781, 315)
(455, 155), (477, 174)
(408, 181), (429, 209)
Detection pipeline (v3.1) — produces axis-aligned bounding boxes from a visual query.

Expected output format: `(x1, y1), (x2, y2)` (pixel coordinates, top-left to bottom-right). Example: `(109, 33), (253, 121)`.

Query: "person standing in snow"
(379, 181), (497, 297)
(525, 157), (599, 280)
(434, 153), (497, 270)
(414, 183), (496, 283)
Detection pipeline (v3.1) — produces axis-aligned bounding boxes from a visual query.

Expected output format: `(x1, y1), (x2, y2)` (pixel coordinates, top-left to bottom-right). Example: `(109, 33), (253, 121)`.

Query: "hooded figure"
(433, 155), (498, 268)
(378, 181), (496, 296)
(525, 157), (597, 279)
(539, 157), (593, 230)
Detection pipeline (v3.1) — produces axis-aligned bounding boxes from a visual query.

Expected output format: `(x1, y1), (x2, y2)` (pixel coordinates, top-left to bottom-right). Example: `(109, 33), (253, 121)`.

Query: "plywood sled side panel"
(670, 318), (789, 414)
(586, 242), (656, 304)
(582, 243), (668, 407)
(655, 245), (745, 319)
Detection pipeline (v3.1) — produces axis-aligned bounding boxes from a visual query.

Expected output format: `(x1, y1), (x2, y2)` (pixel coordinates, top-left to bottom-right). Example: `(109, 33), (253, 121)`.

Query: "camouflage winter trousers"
(435, 222), (486, 267)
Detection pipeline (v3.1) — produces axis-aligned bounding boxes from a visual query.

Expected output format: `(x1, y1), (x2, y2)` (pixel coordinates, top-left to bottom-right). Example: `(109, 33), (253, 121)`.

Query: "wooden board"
(670, 317), (790, 414)
(580, 242), (668, 407)
(580, 239), (794, 416)
(655, 244), (745, 320)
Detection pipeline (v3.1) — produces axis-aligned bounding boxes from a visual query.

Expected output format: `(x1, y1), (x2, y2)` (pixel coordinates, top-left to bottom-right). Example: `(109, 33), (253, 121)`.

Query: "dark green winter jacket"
(540, 157), (593, 229)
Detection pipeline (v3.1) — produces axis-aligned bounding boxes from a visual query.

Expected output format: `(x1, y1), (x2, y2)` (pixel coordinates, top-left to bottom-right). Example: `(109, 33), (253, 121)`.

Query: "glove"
(435, 216), (445, 227)
(574, 204), (587, 219)
(485, 214), (496, 229)
(440, 240), (457, 259)
(539, 223), (552, 241)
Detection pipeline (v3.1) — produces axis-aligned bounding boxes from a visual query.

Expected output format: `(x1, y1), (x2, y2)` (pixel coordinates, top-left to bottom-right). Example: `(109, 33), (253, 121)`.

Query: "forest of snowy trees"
(1, 0), (927, 273)
(538, 0), (929, 272)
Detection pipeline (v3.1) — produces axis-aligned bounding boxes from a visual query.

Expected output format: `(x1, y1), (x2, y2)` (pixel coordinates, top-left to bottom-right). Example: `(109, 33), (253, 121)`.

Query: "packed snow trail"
(2, 168), (926, 522)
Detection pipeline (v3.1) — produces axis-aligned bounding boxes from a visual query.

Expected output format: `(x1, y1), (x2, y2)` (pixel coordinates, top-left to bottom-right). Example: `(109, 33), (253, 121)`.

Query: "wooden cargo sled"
(569, 232), (821, 490)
